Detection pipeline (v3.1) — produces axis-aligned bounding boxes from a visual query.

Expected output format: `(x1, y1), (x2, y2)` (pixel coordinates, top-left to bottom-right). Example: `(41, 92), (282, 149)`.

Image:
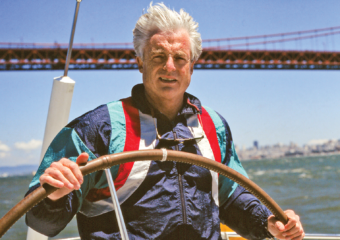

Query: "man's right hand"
(39, 152), (89, 201)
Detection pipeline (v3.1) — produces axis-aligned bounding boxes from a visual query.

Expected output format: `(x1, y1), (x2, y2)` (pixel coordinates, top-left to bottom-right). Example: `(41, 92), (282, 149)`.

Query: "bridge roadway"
(1, 47), (340, 71)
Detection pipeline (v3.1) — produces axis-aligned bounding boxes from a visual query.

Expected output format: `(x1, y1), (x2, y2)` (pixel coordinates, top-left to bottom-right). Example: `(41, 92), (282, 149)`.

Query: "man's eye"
(175, 57), (188, 63)
(153, 56), (164, 62)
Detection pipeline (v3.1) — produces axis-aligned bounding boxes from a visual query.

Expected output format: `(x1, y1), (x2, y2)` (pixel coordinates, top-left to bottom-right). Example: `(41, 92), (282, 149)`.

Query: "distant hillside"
(0, 165), (39, 177)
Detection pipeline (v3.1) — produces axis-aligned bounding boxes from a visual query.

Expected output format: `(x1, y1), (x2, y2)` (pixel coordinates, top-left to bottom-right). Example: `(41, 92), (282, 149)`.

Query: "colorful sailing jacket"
(26, 84), (273, 240)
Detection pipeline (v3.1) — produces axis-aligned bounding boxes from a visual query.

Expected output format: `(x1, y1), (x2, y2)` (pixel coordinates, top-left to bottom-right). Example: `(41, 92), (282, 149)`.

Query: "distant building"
(253, 140), (259, 149)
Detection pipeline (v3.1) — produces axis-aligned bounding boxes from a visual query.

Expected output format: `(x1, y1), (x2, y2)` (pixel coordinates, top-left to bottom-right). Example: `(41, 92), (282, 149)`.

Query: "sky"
(0, 0), (339, 166)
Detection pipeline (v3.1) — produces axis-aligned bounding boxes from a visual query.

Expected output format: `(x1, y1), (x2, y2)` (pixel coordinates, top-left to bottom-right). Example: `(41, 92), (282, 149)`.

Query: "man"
(26, 3), (304, 240)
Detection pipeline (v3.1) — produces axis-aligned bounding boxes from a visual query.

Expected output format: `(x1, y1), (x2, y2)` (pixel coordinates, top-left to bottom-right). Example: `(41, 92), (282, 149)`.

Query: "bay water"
(0, 154), (339, 239)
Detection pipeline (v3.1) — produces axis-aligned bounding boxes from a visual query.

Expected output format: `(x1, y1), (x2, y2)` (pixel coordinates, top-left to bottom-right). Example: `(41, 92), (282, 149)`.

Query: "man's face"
(136, 29), (194, 104)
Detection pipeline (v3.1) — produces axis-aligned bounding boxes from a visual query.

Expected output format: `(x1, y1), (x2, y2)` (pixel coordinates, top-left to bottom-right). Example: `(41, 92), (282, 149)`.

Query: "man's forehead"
(149, 30), (190, 46)
(150, 48), (188, 55)
(150, 48), (166, 53)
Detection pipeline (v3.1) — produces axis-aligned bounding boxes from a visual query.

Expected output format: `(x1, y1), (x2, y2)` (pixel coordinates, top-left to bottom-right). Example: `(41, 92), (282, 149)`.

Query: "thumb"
(76, 152), (89, 166)
(275, 221), (285, 232)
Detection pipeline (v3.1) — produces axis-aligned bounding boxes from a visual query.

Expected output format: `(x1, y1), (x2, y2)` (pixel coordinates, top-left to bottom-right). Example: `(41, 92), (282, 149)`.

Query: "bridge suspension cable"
(203, 25), (340, 43)
(1, 26), (339, 51)
(205, 30), (340, 50)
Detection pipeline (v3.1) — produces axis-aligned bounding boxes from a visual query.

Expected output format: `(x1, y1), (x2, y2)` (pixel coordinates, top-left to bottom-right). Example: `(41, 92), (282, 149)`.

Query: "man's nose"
(164, 56), (176, 72)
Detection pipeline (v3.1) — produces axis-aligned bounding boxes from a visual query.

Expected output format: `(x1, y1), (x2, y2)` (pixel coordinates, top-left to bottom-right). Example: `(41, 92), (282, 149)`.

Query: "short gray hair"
(133, 2), (202, 62)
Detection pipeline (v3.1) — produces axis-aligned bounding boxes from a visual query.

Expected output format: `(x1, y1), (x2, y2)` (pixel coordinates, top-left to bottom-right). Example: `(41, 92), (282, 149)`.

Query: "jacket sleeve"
(220, 185), (273, 240)
(25, 104), (113, 237)
(214, 111), (273, 239)
(25, 184), (78, 237)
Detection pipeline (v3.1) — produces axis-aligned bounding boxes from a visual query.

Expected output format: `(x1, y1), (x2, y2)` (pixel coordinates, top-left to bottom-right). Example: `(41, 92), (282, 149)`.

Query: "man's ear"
(136, 57), (143, 73)
(190, 61), (195, 75)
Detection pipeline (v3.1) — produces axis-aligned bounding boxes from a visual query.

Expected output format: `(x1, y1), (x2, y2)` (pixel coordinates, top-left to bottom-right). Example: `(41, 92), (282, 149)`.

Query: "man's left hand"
(267, 209), (305, 240)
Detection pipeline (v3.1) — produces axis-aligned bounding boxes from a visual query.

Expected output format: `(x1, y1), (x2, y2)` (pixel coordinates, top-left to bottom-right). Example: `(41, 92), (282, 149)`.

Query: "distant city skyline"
(247, 138), (339, 150)
(237, 138), (340, 160)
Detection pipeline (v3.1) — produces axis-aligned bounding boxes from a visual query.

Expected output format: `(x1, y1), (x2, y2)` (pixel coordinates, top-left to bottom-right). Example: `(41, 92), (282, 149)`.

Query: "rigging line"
(204, 30), (340, 50)
(331, 28), (335, 51)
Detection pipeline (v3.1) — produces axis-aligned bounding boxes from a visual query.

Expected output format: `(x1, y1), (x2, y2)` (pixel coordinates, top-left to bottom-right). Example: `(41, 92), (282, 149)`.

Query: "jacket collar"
(131, 84), (202, 117)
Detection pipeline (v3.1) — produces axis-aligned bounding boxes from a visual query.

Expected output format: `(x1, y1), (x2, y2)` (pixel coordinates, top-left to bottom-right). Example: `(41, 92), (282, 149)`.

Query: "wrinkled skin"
(136, 29), (194, 120)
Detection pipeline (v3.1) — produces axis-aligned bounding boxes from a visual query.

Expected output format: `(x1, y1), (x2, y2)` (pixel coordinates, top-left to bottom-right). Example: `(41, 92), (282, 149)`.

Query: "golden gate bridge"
(1, 26), (340, 71)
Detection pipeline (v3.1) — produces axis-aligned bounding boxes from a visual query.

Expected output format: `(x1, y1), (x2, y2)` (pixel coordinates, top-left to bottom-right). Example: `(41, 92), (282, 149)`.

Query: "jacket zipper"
(173, 131), (187, 225)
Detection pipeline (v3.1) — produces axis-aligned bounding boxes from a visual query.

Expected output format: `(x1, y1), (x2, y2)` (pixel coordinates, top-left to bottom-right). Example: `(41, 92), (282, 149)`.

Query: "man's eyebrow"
(174, 52), (188, 57)
(150, 49), (190, 59)
(150, 49), (166, 55)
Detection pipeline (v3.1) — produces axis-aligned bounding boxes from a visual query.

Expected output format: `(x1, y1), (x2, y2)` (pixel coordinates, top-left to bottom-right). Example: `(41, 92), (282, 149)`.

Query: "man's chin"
(159, 87), (180, 96)
(160, 93), (185, 103)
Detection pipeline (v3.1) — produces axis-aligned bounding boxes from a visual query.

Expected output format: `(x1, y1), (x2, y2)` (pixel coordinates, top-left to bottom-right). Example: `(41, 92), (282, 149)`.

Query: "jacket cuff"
(43, 194), (71, 212)
(261, 211), (275, 239)
(25, 183), (71, 212)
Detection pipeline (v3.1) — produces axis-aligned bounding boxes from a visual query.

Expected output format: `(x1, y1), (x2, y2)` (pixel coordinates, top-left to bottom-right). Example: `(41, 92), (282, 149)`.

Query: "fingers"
(62, 158), (84, 186)
(74, 152), (89, 183)
(288, 228), (305, 240)
(40, 173), (64, 189)
(39, 156), (87, 191)
(38, 154), (89, 201)
(47, 161), (81, 190)
(267, 210), (304, 240)
(76, 152), (89, 166)
(283, 210), (300, 230)
(281, 210), (304, 240)
(267, 214), (284, 238)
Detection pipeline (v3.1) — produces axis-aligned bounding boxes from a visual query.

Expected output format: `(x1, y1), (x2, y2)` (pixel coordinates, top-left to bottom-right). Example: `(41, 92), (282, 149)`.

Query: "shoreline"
(239, 152), (340, 161)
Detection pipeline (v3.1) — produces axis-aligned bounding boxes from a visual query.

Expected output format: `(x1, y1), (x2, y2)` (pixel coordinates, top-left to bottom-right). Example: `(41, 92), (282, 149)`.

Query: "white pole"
(104, 169), (129, 240)
(39, 76), (76, 160)
(27, 0), (81, 238)
(27, 76), (75, 240)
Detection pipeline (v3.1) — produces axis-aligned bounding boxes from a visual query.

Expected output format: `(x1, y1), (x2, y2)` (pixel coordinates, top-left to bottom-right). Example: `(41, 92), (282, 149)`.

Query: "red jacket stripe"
(114, 97), (141, 190)
(201, 107), (222, 163)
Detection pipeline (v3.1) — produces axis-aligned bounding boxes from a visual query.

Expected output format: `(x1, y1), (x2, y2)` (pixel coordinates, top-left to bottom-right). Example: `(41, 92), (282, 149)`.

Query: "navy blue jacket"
(26, 84), (272, 240)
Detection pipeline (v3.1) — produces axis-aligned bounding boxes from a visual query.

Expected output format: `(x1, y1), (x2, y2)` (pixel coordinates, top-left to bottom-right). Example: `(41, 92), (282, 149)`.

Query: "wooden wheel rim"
(0, 149), (288, 238)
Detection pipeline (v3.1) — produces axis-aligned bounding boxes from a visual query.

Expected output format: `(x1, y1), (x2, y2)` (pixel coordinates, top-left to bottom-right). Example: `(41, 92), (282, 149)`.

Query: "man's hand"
(267, 209), (304, 240)
(39, 153), (89, 201)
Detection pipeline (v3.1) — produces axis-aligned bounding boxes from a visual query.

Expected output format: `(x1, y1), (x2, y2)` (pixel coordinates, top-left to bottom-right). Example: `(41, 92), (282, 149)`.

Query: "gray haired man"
(26, 3), (304, 240)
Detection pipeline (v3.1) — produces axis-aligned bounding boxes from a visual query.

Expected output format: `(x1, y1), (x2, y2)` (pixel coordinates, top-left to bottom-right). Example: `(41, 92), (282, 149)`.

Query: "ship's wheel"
(0, 149), (288, 238)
